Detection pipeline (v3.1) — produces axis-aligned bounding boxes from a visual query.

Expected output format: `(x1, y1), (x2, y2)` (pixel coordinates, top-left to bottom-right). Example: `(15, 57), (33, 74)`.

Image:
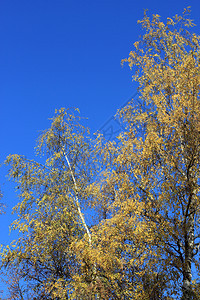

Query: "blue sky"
(0, 0), (200, 296)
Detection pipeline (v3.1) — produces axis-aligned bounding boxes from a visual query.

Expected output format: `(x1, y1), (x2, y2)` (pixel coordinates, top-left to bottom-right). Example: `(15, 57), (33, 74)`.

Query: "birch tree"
(1, 108), (96, 299)
(88, 8), (200, 299)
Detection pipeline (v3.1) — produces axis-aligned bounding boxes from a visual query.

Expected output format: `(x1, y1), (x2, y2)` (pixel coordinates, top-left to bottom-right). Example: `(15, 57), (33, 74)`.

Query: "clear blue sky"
(0, 0), (199, 296)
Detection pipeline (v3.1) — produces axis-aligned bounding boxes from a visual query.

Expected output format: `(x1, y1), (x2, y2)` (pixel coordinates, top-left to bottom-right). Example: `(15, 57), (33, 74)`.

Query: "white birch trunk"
(63, 148), (99, 299)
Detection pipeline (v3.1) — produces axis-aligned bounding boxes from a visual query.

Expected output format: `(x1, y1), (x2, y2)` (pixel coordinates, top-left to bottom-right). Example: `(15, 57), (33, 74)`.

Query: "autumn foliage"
(1, 8), (200, 300)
